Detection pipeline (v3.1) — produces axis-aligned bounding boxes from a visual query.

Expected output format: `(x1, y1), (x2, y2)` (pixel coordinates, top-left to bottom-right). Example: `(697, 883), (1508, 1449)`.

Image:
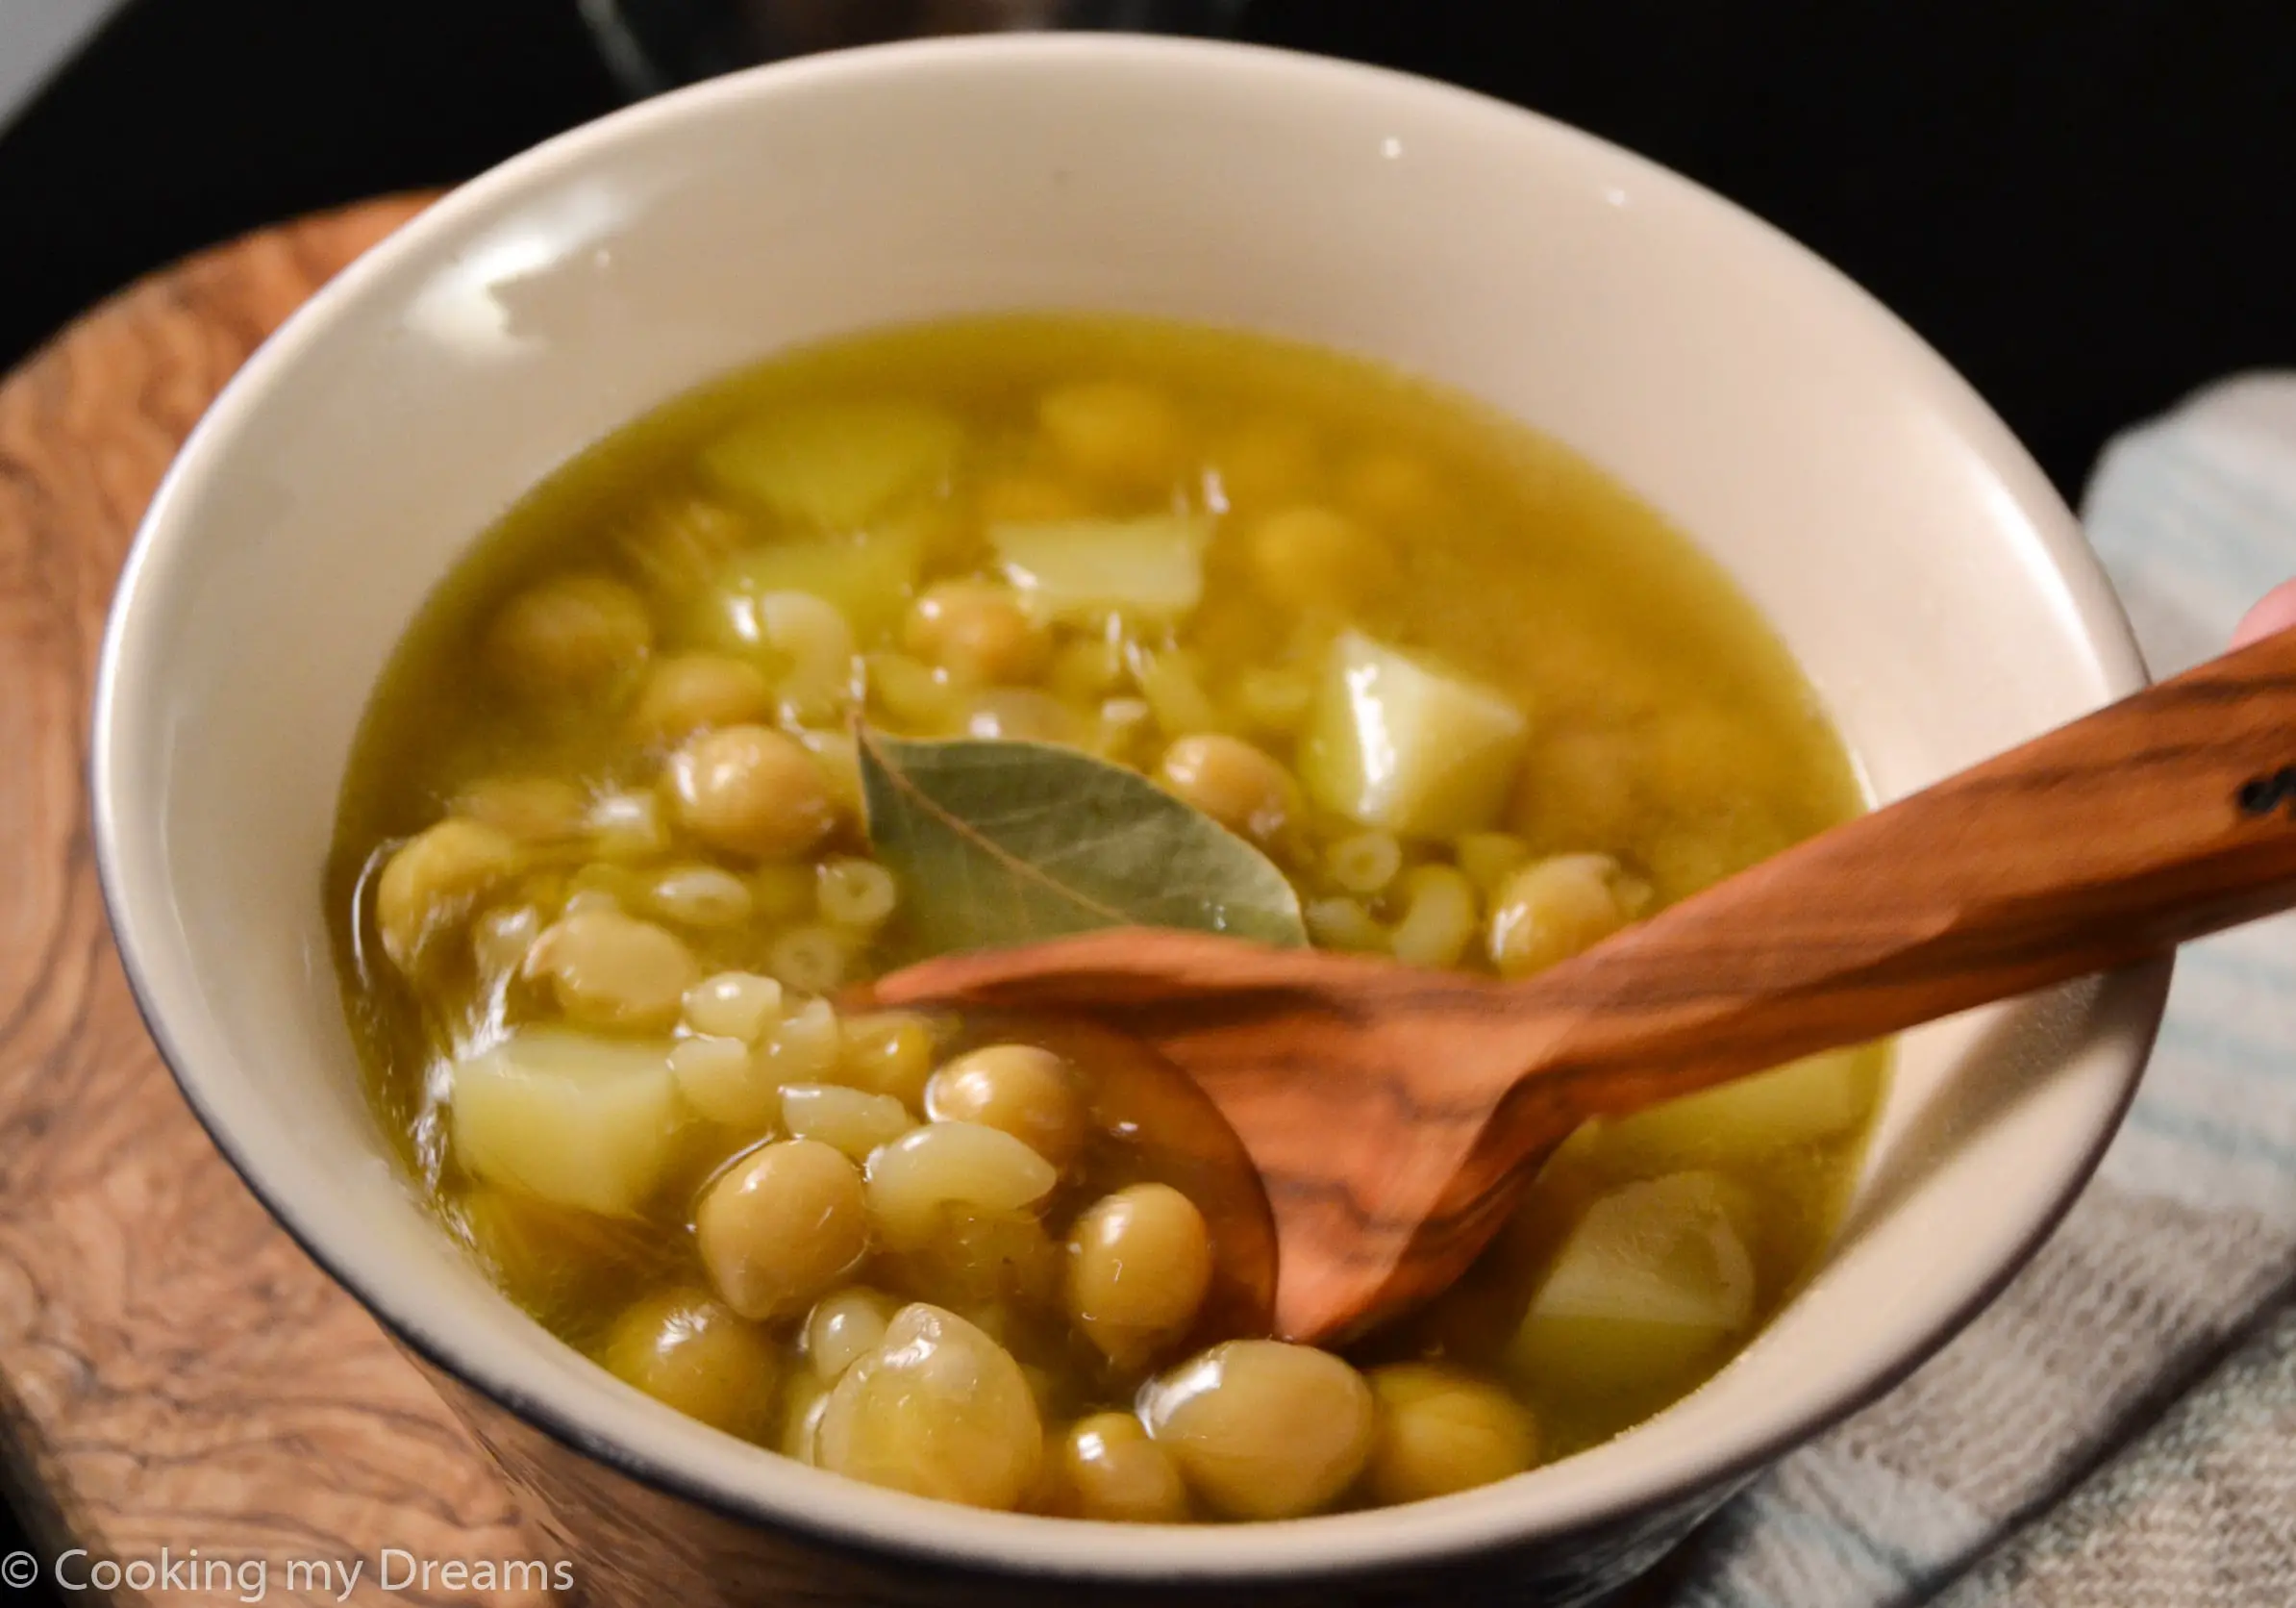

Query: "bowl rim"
(89, 30), (2167, 1583)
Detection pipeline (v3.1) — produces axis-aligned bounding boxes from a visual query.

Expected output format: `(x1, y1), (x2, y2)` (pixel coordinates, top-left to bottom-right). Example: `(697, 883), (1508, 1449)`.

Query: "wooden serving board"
(0, 195), (561, 1608)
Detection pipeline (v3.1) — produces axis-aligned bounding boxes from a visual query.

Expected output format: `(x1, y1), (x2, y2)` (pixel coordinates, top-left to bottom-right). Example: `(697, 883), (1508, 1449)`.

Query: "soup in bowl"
(92, 35), (2164, 1607)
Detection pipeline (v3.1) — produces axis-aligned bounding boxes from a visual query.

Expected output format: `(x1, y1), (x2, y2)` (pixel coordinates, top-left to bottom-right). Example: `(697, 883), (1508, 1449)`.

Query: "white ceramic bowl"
(91, 35), (2166, 1606)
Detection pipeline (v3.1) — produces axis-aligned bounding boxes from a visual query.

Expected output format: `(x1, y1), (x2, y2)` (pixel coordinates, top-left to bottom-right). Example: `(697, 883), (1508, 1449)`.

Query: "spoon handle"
(1512, 624), (2296, 1123)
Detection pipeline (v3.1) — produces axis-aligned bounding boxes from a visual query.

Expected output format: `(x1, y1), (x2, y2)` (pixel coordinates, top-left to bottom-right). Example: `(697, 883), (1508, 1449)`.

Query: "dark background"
(0, 0), (2291, 1594)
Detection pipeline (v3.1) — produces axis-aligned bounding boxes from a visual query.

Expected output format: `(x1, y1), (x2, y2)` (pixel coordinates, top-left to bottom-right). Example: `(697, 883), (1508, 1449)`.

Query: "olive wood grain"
(0, 195), (564, 1608)
(875, 624), (2296, 1345)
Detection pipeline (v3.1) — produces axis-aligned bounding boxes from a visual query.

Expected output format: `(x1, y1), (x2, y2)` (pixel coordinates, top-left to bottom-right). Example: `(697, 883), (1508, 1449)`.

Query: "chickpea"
(375, 818), (524, 971)
(631, 653), (774, 743)
(1248, 505), (1398, 614)
(521, 908), (699, 1032)
(887, 1209), (1063, 1316)
(805, 1287), (899, 1380)
(1486, 853), (1642, 979)
(780, 1083), (912, 1163)
(1038, 380), (1185, 492)
(926, 1044), (1088, 1168)
(646, 865), (755, 929)
(963, 688), (1085, 746)
(1210, 415), (1319, 514)
(864, 1121), (1060, 1247)
(1388, 864), (1481, 969)
(816, 858), (898, 931)
(452, 776), (590, 843)
(667, 723), (839, 859)
(760, 996), (843, 1085)
(1059, 1412), (1190, 1522)
(1325, 830), (1403, 895)
(839, 1012), (938, 1108)
(586, 789), (671, 861)
(1364, 1364), (1539, 1505)
(1066, 1184), (1213, 1364)
(765, 925), (853, 994)
(749, 590), (858, 693)
(1048, 636), (1129, 703)
(483, 573), (653, 697)
(668, 1036), (775, 1132)
(603, 1288), (779, 1443)
(863, 652), (961, 734)
(1143, 1341), (1376, 1520)
(1158, 735), (1297, 846)
(905, 581), (1051, 688)
(815, 1303), (1044, 1510)
(695, 1140), (869, 1321)
(780, 1369), (831, 1464)
(683, 970), (784, 1043)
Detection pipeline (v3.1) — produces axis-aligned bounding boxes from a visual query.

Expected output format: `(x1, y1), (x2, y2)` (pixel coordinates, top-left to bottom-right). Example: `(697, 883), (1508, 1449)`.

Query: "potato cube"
(1300, 630), (1529, 837)
(451, 1028), (685, 1217)
(990, 515), (1210, 624)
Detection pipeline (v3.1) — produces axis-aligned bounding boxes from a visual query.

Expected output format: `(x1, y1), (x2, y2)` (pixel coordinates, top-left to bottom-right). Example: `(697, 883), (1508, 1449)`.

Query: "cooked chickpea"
(1387, 864), (1480, 969)
(863, 652), (961, 733)
(375, 818), (524, 971)
(839, 1012), (938, 1108)
(864, 1121), (1059, 1247)
(668, 723), (838, 859)
(905, 580), (1050, 687)
(816, 857), (898, 931)
(963, 688), (1084, 746)
(452, 776), (589, 843)
(1157, 734), (1297, 848)
(749, 590), (858, 692)
(1066, 1184), (1213, 1364)
(1325, 830), (1403, 894)
(521, 909), (699, 1032)
(780, 1371), (831, 1464)
(804, 1287), (899, 1380)
(630, 652), (774, 744)
(925, 1044), (1088, 1168)
(760, 996), (843, 1084)
(1143, 1341), (1376, 1520)
(646, 865), (754, 929)
(683, 970), (784, 1043)
(766, 925), (852, 993)
(1487, 852), (1642, 978)
(1038, 380), (1185, 491)
(586, 789), (671, 860)
(815, 1304), (1044, 1510)
(780, 1084), (912, 1163)
(668, 1036), (775, 1131)
(1210, 415), (1319, 513)
(471, 903), (541, 979)
(1364, 1364), (1539, 1505)
(603, 1288), (779, 1442)
(1060, 1412), (1190, 1522)
(1048, 636), (1129, 702)
(485, 573), (653, 697)
(1249, 505), (1398, 613)
(695, 1140), (869, 1321)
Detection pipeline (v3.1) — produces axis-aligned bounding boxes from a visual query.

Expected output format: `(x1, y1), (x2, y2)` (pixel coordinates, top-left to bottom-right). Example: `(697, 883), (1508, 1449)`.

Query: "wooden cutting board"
(0, 194), (561, 1608)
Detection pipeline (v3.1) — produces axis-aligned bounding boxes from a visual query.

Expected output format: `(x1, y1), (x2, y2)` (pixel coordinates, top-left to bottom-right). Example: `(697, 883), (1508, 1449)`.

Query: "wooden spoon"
(867, 626), (2296, 1346)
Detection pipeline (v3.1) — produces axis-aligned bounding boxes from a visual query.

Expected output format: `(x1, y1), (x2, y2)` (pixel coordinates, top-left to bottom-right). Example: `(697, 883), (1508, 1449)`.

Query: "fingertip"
(2233, 580), (2296, 649)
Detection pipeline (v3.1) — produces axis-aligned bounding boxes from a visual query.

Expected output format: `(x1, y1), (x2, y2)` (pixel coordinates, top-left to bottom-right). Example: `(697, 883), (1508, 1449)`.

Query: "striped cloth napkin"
(1652, 375), (2296, 1608)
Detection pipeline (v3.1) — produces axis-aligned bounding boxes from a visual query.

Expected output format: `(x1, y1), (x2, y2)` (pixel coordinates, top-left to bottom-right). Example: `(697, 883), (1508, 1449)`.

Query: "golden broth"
(329, 313), (1884, 1518)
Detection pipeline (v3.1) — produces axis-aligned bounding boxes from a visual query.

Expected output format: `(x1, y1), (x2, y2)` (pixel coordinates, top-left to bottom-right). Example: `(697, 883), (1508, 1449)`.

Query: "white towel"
(1649, 375), (2296, 1608)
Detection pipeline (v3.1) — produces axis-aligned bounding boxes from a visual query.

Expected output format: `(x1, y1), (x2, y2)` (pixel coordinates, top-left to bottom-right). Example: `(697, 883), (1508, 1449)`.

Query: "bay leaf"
(857, 728), (1309, 955)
